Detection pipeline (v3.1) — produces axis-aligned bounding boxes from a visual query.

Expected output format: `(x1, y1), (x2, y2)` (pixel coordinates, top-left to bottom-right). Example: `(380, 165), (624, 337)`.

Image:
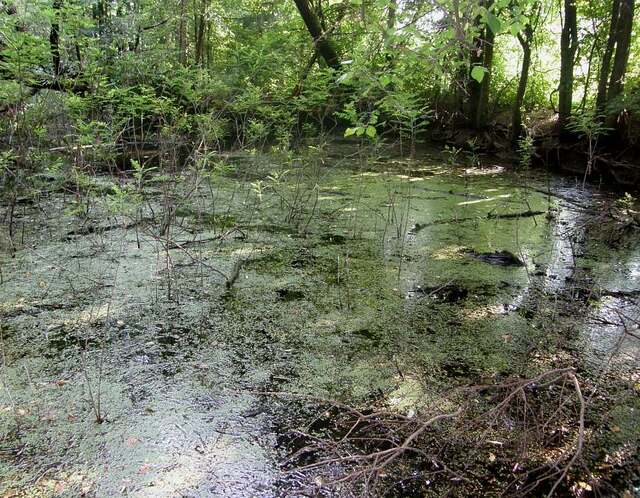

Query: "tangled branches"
(270, 368), (586, 496)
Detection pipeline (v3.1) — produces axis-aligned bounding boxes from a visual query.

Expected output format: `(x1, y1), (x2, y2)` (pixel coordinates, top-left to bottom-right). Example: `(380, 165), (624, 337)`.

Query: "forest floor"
(0, 144), (639, 497)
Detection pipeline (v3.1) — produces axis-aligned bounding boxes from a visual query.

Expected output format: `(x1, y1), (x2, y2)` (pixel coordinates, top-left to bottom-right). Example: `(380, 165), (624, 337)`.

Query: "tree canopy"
(1, 0), (639, 175)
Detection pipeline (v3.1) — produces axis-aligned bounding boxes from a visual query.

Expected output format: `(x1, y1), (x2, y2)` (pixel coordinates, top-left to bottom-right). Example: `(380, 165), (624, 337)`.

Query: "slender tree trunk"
(466, 0), (495, 129)
(195, 14), (205, 65)
(467, 32), (484, 126)
(293, 0), (341, 70)
(206, 21), (214, 67)
(383, 0), (396, 68)
(74, 37), (82, 68)
(292, 51), (318, 97)
(193, 0), (210, 66)
(454, 72), (465, 115)
(512, 30), (532, 142)
(95, 0), (108, 36)
(608, 0), (635, 102)
(178, 0), (187, 64)
(49, 0), (62, 77)
(387, 0), (396, 30)
(467, 26), (495, 129)
(596, 0), (620, 112)
(475, 26), (495, 129)
(579, 36), (597, 111)
(558, 0), (578, 136)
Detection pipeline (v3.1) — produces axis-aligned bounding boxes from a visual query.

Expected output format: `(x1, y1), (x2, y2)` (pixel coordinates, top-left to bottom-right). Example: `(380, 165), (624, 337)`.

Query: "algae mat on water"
(1, 149), (638, 496)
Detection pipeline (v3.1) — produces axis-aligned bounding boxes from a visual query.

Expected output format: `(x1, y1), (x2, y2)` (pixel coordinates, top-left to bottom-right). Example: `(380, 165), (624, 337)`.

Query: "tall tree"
(558, 0), (578, 135)
(512, 24), (533, 141)
(293, 0), (341, 70)
(511, 1), (541, 142)
(607, 0), (635, 102)
(387, 0), (396, 30)
(475, 24), (495, 129)
(178, 0), (187, 64)
(49, 0), (62, 77)
(467, 1), (496, 130)
(595, 0), (621, 112)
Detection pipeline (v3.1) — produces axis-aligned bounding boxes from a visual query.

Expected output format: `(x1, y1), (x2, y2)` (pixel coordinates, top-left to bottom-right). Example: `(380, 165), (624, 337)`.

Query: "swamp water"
(1, 146), (638, 496)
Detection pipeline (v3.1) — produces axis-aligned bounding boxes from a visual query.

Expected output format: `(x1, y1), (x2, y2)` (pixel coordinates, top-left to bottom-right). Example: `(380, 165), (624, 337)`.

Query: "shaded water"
(0, 145), (638, 496)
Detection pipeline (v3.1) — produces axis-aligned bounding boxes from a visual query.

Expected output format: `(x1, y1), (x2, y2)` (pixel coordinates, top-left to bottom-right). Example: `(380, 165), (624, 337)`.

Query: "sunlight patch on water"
(457, 194), (512, 206)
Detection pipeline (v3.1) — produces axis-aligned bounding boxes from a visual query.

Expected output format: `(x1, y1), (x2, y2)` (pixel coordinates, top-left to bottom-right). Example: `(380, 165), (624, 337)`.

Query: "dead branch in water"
(255, 368), (587, 496)
(224, 258), (244, 290)
(410, 210), (546, 233)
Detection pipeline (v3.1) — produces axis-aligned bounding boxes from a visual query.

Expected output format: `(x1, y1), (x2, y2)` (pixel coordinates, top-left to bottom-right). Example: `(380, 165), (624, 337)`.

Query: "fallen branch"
(410, 210), (546, 232)
(259, 367), (587, 496)
(64, 217), (152, 239)
(487, 209), (545, 220)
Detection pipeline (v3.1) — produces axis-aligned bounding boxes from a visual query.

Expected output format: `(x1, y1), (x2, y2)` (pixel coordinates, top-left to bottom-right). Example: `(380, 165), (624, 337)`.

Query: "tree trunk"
(94, 0), (108, 36)
(595, 0), (620, 112)
(293, 0), (341, 70)
(178, 0), (187, 64)
(383, 0), (396, 68)
(466, 0), (496, 129)
(387, 0), (396, 30)
(607, 0), (635, 102)
(467, 25), (495, 129)
(512, 30), (532, 142)
(49, 0), (62, 77)
(195, 13), (205, 65)
(193, 0), (210, 66)
(475, 25), (495, 129)
(467, 34), (484, 127)
(558, 0), (578, 136)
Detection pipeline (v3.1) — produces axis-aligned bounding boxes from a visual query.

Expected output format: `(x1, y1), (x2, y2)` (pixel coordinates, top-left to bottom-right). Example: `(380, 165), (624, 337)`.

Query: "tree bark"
(466, 0), (496, 129)
(195, 13), (205, 65)
(94, 0), (108, 35)
(512, 29), (532, 141)
(607, 0), (635, 102)
(558, 0), (578, 136)
(387, 0), (396, 30)
(293, 0), (341, 70)
(49, 0), (62, 77)
(467, 23), (495, 129)
(467, 2), (483, 127)
(178, 0), (187, 64)
(475, 25), (495, 129)
(193, 0), (206, 66)
(595, 0), (620, 112)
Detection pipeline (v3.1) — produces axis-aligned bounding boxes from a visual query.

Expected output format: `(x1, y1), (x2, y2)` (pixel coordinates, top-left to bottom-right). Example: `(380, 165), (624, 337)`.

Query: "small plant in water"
(567, 110), (611, 185)
(466, 138), (481, 168)
(443, 144), (462, 167)
(517, 133), (535, 170)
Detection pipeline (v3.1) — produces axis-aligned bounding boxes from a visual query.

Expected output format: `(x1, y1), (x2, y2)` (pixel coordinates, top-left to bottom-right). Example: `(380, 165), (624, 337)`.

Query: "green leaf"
(380, 75), (392, 87)
(486, 12), (502, 34)
(366, 125), (377, 138)
(471, 66), (486, 83)
(344, 127), (356, 137)
(510, 23), (524, 36)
